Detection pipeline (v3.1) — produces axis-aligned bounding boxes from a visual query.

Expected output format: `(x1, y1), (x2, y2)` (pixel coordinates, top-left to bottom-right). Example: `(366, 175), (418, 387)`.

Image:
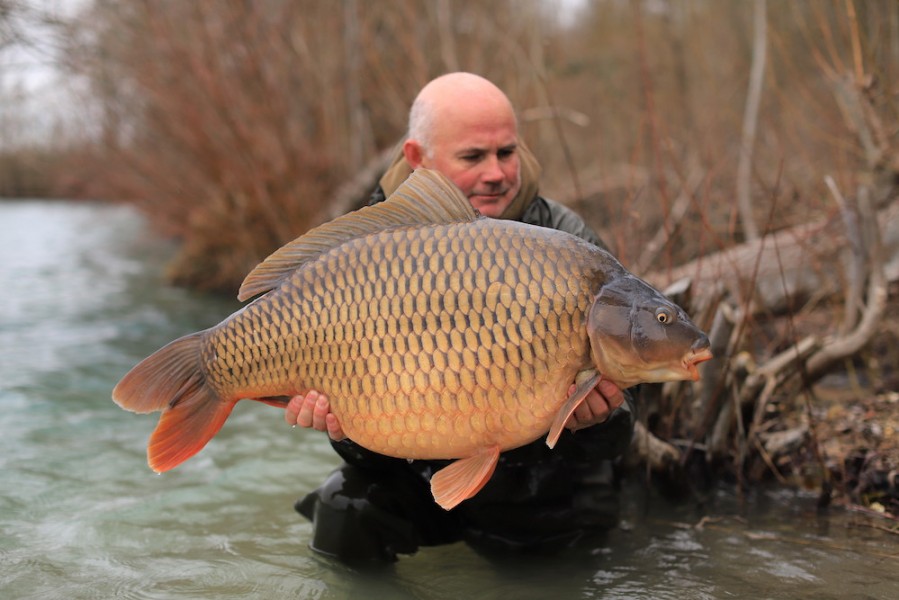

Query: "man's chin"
(470, 196), (509, 217)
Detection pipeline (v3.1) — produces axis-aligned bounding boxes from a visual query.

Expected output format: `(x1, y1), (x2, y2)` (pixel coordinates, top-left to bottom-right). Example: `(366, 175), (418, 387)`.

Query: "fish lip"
(683, 347), (714, 381)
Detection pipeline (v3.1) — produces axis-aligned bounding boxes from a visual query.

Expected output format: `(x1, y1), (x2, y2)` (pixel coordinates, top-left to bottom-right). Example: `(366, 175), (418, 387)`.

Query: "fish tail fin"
(112, 331), (235, 473)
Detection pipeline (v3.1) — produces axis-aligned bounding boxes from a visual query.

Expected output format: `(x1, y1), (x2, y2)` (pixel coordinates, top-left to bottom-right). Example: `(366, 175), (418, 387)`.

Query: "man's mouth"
(471, 190), (508, 200)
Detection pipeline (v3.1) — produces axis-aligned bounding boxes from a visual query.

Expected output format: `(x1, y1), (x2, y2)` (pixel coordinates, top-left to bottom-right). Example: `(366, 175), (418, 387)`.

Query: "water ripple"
(2, 201), (898, 599)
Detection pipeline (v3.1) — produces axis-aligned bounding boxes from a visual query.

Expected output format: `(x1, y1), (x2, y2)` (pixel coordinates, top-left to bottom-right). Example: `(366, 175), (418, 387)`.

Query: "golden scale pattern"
(203, 220), (600, 458)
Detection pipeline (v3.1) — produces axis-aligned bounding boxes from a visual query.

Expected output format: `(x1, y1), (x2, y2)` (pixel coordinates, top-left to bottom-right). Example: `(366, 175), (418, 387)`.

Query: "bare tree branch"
(735, 0), (767, 242)
(636, 161), (705, 274)
(804, 185), (888, 379)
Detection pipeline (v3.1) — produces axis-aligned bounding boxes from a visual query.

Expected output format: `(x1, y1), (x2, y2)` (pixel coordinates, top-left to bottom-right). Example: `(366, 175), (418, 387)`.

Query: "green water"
(1, 200), (896, 599)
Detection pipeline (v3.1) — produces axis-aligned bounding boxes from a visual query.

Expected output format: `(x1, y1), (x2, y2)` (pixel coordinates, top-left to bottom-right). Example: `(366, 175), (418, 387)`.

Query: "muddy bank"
(636, 284), (899, 529)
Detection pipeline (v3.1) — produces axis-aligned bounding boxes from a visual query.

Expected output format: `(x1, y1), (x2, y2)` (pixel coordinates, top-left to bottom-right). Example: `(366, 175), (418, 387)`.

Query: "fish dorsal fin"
(237, 168), (478, 301)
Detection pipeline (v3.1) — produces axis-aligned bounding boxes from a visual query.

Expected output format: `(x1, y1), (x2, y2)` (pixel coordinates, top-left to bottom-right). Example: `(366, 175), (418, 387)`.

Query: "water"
(1, 200), (896, 599)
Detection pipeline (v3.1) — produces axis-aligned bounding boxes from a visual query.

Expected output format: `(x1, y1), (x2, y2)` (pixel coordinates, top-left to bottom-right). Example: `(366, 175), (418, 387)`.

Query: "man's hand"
(285, 390), (347, 441)
(564, 378), (624, 432)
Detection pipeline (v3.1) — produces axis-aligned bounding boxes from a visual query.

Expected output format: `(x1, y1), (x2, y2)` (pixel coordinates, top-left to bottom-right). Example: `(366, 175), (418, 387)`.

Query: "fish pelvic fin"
(546, 369), (601, 449)
(430, 446), (501, 511)
(112, 331), (233, 472)
(237, 169), (478, 301)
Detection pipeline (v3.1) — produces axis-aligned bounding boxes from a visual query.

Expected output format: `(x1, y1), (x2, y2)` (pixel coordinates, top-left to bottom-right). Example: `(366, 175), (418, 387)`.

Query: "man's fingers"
(312, 392), (330, 431)
(325, 414), (347, 442)
(287, 390), (344, 440)
(564, 378), (626, 431)
(285, 395), (304, 425)
(295, 391), (319, 428)
(573, 397), (597, 424)
(597, 379), (625, 410)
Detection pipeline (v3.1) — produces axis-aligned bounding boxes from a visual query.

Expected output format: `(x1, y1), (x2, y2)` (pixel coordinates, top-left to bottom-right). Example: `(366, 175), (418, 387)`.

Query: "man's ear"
(403, 139), (426, 169)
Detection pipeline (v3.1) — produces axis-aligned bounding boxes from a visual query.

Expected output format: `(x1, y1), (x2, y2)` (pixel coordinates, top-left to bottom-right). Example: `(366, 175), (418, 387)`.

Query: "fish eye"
(655, 307), (675, 324)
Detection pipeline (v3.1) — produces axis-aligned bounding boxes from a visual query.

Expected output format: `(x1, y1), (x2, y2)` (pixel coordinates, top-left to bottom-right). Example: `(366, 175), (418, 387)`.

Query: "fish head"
(587, 275), (712, 388)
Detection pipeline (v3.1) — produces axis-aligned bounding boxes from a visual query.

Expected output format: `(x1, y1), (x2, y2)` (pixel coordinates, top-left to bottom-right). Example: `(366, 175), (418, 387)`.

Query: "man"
(287, 72), (635, 564)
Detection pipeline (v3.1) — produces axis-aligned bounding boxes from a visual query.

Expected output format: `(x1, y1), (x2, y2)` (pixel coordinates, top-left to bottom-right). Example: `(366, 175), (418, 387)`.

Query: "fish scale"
(112, 168), (712, 509)
(201, 219), (597, 459)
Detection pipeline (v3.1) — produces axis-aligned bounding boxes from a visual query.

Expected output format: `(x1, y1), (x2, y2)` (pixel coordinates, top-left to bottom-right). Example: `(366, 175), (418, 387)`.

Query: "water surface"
(1, 200), (896, 599)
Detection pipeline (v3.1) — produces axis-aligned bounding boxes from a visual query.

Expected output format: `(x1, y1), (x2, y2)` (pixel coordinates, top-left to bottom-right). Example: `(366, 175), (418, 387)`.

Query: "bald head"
(403, 72), (522, 217)
(408, 73), (516, 153)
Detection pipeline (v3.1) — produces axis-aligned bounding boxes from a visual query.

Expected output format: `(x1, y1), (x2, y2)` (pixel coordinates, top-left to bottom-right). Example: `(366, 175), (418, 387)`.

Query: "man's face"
(416, 103), (522, 218)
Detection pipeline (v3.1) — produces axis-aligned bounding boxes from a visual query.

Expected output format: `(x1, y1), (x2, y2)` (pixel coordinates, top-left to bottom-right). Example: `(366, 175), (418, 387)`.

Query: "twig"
(632, 421), (680, 471)
(526, 43), (583, 203)
(753, 435), (789, 485)
(435, 0), (459, 72)
(844, 0), (865, 84)
(693, 299), (736, 434)
(631, 0), (671, 270)
(636, 165), (705, 274)
(825, 175), (865, 333)
(519, 106), (590, 127)
(805, 185), (887, 379)
(845, 503), (899, 523)
(735, 0), (767, 242)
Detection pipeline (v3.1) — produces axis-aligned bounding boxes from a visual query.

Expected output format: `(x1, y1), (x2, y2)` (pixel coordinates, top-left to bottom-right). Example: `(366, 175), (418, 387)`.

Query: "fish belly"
(204, 219), (598, 460)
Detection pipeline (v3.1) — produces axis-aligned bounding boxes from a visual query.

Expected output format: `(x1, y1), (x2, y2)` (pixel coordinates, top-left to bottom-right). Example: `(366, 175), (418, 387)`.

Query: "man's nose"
(480, 155), (504, 183)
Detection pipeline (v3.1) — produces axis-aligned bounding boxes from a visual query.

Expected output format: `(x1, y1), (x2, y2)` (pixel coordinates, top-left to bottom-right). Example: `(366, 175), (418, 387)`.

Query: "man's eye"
(461, 154), (481, 162)
(498, 148), (516, 159)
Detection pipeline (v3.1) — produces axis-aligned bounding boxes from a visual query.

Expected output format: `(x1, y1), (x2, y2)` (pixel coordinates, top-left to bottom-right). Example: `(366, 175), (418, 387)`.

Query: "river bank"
(778, 293), (899, 522)
(701, 283), (899, 526)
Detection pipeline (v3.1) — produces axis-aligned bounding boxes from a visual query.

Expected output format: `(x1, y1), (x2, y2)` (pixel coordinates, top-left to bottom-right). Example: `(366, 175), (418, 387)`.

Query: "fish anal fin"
(430, 446), (501, 510)
(237, 169), (478, 301)
(545, 370), (601, 449)
(148, 387), (237, 473)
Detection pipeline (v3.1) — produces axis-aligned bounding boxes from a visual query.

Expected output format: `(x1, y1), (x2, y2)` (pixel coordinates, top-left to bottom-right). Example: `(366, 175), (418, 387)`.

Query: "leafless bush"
(58, 0), (554, 289)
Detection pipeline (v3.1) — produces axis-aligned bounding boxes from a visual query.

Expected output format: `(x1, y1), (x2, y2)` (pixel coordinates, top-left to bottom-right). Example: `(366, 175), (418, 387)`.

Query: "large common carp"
(113, 169), (712, 510)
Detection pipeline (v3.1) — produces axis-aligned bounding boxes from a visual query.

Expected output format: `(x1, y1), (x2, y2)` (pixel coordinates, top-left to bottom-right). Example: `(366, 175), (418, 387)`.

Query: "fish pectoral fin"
(430, 446), (501, 511)
(545, 369), (601, 449)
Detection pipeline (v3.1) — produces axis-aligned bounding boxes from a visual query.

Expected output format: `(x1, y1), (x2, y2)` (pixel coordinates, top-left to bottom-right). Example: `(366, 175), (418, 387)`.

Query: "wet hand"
(565, 378), (624, 432)
(285, 390), (347, 441)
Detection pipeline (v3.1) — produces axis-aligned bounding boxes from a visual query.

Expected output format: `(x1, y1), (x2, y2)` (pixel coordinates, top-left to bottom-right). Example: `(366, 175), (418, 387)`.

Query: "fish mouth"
(683, 347), (714, 381)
